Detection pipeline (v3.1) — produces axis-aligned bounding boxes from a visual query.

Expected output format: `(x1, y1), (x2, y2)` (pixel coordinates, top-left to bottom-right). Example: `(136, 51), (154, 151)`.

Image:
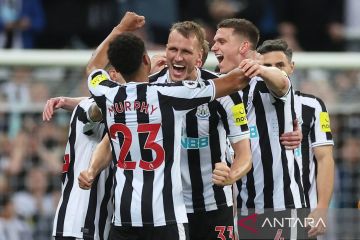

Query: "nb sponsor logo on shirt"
(181, 136), (209, 149)
(319, 112), (331, 132)
(90, 73), (108, 87)
(232, 103), (248, 126)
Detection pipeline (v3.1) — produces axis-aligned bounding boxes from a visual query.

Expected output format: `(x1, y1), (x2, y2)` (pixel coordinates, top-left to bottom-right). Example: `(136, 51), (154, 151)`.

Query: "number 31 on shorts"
(215, 226), (234, 240)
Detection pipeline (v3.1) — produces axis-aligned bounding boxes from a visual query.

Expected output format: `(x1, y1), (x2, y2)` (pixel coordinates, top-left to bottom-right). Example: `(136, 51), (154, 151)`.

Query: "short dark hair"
(217, 18), (260, 50)
(257, 39), (293, 62)
(107, 32), (145, 76)
(170, 21), (205, 50)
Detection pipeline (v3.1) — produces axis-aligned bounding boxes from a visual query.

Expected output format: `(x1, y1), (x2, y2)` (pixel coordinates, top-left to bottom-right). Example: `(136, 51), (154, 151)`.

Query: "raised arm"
(86, 11), (145, 76)
(78, 135), (112, 190)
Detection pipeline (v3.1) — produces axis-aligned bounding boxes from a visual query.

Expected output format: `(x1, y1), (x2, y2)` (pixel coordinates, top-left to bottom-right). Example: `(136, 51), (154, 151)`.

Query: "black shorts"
(108, 223), (189, 240)
(187, 206), (234, 240)
(237, 208), (316, 240)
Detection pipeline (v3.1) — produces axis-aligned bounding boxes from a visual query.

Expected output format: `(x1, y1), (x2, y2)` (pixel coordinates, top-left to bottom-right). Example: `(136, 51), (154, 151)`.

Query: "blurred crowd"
(0, 0), (360, 239)
(0, 66), (359, 239)
(0, 0), (360, 51)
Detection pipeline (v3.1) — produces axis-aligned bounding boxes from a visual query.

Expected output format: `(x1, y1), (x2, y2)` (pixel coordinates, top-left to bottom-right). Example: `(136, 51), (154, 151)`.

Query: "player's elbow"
(86, 65), (96, 76)
(278, 76), (290, 96)
(243, 154), (252, 175)
(270, 76), (289, 97)
(233, 76), (250, 92)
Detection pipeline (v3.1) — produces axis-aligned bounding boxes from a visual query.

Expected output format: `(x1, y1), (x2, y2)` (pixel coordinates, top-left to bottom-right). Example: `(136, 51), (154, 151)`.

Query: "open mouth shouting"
(215, 54), (224, 64)
(171, 64), (186, 79)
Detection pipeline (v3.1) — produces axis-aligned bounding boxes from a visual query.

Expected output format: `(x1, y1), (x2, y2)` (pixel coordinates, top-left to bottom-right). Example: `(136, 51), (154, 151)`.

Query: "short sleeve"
(311, 99), (334, 147)
(217, 94), (250, 143)
(88, 69), (115, 97)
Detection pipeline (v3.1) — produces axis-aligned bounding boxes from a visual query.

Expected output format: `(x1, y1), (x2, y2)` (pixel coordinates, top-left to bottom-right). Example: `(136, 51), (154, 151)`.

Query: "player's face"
(262, 51), (294, 76)
(166, 30), (202, 82)
(212, 28), (244, 74)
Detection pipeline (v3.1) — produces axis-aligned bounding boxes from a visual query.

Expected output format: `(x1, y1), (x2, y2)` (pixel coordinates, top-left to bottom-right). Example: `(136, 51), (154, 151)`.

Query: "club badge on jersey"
(182, 80), (199, 88)
(196, 104), (210, 118)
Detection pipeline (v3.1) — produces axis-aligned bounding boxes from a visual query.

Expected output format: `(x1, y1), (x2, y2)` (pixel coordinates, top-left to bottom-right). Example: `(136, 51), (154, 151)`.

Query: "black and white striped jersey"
(53, 98), (113, 240)
(294, 91), (334, 209)
(150, 68), (250, 213)
(235, 76), (306, 214)
(88, 69), (216, 227)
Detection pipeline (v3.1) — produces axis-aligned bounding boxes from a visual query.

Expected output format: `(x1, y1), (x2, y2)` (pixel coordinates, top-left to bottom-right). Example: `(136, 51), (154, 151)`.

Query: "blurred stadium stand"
(0, 50), (359, 239)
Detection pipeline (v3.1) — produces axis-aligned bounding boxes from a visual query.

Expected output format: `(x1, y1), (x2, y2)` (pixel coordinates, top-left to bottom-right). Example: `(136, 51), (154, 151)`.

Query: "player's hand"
(42, 97), (66, 121)
(239, 59), (263, 78)
(212, 162), (232, 186)
(245, 50), (264, 65)
(150, 54), (167, 74)
(116, 11), (145, 33)
(78, 170), (95, 190)
(306, 208), (327, 238)
(280, 119), (302, 150)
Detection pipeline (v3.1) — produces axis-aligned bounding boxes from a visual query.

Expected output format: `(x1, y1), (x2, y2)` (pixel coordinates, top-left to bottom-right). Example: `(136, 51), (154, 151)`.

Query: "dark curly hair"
(107, 32), (145, 76)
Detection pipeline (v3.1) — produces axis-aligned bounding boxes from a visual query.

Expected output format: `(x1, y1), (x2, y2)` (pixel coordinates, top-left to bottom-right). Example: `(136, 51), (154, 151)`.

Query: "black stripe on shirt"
(274, 98), (294, 208)
(56, 107), (80, 235)
(98, 166), (114, 240)
(301, 105), (315, 208)
(113, 86), (134, 226)
(137, 84), (155, 226)
(186, 109), (205, 212)
(216, 101), (230, 135)
(158, 94), (177, 223)
(208, 102), (227, 207)
(291, 89), (306, 208)
(83, 175), (100, 239)
(252, 84), (273, 208)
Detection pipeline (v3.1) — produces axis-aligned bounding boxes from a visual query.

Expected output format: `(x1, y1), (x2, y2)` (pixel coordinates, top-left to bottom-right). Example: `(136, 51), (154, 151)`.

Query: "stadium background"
(0, 0), (359, 239)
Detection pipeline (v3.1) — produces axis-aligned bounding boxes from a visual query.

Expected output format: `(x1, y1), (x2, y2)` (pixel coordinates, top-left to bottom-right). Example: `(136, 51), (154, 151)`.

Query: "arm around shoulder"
(213, 68), (249, 99)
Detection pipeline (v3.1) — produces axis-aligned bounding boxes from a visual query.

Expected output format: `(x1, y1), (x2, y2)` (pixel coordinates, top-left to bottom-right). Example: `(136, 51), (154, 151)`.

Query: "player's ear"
(143, 53), (151, 67)
(290, 61), (295, 75)
(240, 41), (250, 55)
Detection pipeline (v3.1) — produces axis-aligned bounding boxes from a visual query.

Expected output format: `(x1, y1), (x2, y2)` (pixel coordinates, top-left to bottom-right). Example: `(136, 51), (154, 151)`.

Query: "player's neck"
(124, 69), (149, 83)
(188, 68), (198, 81)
